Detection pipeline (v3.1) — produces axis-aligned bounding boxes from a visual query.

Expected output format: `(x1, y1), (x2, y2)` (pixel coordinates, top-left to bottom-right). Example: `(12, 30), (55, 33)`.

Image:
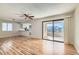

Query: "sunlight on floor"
(1, 40), (13, 52)
(42, 40), (64, 55)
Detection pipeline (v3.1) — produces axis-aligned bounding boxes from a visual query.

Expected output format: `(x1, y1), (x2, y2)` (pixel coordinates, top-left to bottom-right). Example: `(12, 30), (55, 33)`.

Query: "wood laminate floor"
(0, 36), (77, 55)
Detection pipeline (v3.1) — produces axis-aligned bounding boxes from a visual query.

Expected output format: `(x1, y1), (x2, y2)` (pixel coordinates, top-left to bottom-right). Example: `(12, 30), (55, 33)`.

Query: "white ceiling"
(0, 3), (78, 21)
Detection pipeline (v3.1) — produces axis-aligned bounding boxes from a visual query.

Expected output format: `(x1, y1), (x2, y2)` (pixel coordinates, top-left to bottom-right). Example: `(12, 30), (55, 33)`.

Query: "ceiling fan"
(16, 10), (34, 20)
(21, 13), (34, 20)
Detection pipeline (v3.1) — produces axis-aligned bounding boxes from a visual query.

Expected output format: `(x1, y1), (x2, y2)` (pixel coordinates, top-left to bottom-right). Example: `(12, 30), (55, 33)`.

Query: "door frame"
(42, 19), (64, 43)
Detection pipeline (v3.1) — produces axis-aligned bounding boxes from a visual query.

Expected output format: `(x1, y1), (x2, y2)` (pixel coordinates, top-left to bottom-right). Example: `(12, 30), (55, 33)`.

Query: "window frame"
(2, 23), (13, 32)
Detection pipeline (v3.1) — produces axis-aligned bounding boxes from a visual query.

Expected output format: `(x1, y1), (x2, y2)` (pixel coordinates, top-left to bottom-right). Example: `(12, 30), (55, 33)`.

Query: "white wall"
(74, 5), (79, 53)
(0, 20), (21, 38)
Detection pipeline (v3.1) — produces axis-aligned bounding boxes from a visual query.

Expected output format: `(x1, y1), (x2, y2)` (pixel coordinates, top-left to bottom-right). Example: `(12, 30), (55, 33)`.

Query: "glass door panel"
(43, 21), (54, 40)
(53, 20), (64, 42)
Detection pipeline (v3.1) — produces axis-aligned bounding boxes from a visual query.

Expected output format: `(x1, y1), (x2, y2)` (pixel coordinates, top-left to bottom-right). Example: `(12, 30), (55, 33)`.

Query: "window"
(2, 23), (13, 31)
(7, 23), (12, 31)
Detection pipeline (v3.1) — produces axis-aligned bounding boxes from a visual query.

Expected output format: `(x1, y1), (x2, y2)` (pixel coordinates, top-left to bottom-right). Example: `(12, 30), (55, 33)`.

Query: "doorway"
(42, 19), (64, 43)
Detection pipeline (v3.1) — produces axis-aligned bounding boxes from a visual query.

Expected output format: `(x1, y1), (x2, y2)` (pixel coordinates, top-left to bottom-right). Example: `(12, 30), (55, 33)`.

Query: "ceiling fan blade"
(29, 17), (33, 20)
(24, 14), (28, 17)
(29, 16), (34, 17)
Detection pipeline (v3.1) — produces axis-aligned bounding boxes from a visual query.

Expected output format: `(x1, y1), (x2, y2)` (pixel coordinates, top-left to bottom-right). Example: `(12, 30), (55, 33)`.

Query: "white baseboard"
(74, 44), (79, 54)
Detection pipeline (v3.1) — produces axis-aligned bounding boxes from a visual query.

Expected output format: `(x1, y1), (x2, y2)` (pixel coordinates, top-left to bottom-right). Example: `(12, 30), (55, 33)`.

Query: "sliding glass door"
(42, 19), (64, 42)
